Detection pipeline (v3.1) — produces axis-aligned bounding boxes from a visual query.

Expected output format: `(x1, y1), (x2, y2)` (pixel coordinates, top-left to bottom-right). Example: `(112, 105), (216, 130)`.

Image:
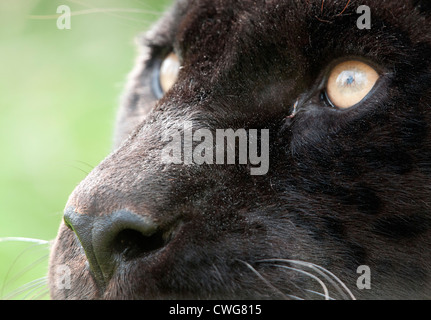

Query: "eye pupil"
(346, 75), (355, 85)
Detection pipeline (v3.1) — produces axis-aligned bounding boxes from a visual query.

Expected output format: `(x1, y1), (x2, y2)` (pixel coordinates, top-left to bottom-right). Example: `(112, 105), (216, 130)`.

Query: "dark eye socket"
(151, 52), (180, 99)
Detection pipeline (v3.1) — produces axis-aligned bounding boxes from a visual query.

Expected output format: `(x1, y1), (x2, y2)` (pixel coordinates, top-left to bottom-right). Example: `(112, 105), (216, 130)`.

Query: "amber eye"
(326, 60), (379, 109)
(159, 52), (180, 94)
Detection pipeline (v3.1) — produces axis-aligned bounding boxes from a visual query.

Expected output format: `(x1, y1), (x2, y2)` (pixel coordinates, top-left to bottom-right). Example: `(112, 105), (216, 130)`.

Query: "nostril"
(64, 207), (164, 287)
(92, 210), (162, 262)
(112, 228), (166, 261)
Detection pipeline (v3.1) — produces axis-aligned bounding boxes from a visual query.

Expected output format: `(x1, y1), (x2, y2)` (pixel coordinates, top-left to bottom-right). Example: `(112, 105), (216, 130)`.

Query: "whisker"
(305, 289), (335, 300)
(67, 0), (161, 25)
(288, 260), (356, 300)
(24, 280), (49, 300)
(28, 7), (164, 20)
(259, 259), (356, 300)
(70, 0), (165, 16)
(0, 237), (50, 245)
(269, 264), (330, 300)
(237, 260), (301, 300)
(2, 277), (47, 300)
(4, 254), (49, 291)
(1, 241), (50, 298)
(30, 288), (50, 300)
(337, 0), (352, 16)
(285, 261), (345, 299)
(74, 160), (95, 171)
(63, 163), (90, 176)
(277, 260), (346, 299)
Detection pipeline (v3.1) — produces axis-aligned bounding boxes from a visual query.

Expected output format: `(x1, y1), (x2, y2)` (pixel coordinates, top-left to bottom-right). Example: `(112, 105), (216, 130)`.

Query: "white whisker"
(68, 0), (161, 26)
(237, 260), (301, 300)
(259, 259), (356, 300)
(4, 254), (49, 289)
(2, 277), (48, 300)
(30, 288), (50, 300)
(1, 241), (50, 298)
(28, 8), (163, 20)
(270, 264), (330, 300)
(24, 282), (50, 300)
(305, 289), (335, 300)
(0, 237), (50, 245)
(288, 259), (356, 300)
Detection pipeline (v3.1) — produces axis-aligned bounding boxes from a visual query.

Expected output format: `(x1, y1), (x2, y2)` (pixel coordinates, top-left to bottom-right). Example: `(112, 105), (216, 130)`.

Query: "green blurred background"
(0, 0), (172, 299)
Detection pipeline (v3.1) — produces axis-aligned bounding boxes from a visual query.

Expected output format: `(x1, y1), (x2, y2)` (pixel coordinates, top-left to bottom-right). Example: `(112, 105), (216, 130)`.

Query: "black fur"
(49, 0), (431, 299)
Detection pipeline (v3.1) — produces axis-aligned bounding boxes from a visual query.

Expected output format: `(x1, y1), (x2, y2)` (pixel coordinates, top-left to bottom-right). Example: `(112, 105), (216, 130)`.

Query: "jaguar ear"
(413, 0), (431, 14)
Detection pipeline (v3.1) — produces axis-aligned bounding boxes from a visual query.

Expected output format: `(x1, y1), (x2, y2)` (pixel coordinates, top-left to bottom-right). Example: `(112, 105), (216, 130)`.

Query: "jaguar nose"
(63, 207), (165, 288)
